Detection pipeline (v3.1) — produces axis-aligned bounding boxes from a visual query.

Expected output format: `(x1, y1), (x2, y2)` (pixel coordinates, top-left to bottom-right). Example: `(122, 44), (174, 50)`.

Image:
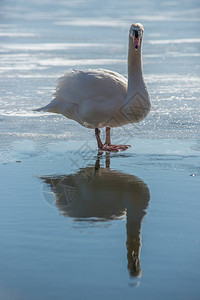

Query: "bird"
(34, 23), (151, 152)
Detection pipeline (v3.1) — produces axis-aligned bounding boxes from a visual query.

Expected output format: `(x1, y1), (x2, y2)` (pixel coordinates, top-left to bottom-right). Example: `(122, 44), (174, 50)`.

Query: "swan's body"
(35, 23), (151, 151)
(45, 69), (128, 129)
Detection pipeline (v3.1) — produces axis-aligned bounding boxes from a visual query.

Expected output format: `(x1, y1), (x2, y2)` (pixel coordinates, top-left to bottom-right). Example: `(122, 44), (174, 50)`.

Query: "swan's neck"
(122, 35), (150, 123)
(127, 35), (144, 90)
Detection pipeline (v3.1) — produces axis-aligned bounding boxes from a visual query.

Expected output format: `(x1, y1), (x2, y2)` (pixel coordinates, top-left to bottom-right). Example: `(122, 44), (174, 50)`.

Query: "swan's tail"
(33, 106), (47, 112)
(33, 99), (59, 113)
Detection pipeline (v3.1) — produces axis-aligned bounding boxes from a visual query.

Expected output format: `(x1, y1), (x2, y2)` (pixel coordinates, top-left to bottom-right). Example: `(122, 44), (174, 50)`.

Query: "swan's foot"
(100, 143), (131, 152)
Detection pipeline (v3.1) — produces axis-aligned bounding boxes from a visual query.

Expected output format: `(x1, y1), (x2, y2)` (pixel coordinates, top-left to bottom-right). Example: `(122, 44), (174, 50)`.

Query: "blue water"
(0, 0), (200, 299)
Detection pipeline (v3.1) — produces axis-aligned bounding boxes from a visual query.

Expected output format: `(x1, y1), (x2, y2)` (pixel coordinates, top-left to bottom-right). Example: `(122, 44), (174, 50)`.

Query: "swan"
(34, 23), (151, 152)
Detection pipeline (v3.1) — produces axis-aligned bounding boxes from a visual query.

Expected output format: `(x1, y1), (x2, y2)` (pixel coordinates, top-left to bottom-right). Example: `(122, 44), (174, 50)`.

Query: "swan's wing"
(35, 69), (127, 128)
(54, 69), (127, 105)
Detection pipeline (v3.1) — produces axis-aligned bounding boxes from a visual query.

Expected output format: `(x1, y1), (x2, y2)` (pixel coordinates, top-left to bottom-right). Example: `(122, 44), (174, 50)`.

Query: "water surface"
(0, 0), (200, 299)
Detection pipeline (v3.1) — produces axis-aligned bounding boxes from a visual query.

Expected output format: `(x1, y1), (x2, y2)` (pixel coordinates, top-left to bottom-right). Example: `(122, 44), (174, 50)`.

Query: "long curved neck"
(121, 33), (150, 124)
(127, 35), (144, 90)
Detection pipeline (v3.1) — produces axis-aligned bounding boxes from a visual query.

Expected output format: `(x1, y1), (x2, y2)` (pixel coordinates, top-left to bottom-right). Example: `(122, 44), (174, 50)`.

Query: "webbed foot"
(100, 144), (131, 152)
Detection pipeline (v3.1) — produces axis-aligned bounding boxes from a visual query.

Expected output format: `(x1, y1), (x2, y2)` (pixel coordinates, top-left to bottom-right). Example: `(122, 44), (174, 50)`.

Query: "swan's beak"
(133, 37), (140, 51)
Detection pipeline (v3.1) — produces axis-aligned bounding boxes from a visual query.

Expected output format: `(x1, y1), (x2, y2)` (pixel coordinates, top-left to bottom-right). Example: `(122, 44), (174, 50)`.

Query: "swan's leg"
(103, 127), (131, 151)
(95, 127), (130, 152)
(95, 128), (116, 152)
(105, 127), (111, 145)
(95, 128), (103, 149)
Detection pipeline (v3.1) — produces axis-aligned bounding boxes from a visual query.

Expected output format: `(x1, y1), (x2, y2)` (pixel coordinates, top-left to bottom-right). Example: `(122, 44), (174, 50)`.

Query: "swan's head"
(129, 23), (144, 51)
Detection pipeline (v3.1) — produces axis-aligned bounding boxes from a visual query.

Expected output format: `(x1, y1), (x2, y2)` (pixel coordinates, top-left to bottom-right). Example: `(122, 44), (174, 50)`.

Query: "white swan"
(34, 23), (151, 152)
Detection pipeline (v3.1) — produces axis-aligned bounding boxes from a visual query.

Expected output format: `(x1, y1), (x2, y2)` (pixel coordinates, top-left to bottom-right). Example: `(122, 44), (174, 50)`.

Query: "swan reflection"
(40, 155), (150, 277)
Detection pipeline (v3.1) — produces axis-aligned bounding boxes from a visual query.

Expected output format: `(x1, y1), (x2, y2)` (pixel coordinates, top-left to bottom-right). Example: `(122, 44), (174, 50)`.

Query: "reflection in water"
(40, 154), (150, 277)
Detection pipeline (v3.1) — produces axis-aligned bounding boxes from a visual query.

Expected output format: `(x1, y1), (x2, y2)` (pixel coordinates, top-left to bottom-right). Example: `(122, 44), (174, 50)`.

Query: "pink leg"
(95, 128), (103, 149)
(105, 127), (111, 145)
